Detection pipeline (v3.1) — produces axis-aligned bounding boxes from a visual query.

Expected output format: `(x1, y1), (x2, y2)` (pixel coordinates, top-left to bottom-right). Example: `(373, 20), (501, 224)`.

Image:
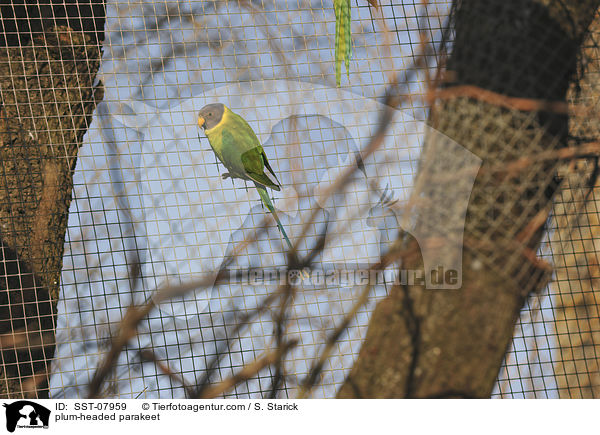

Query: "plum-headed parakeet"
(197, 103), (293, 250)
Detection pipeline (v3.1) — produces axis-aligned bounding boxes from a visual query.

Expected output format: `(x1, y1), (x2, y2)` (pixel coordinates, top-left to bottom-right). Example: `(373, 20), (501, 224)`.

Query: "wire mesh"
(0, 0), (598, 399)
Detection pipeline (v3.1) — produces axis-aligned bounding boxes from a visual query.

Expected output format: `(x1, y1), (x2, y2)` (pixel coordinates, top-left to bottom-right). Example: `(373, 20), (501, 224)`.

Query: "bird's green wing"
(241, 147), (281, 191)
(261, 150), (282, 186)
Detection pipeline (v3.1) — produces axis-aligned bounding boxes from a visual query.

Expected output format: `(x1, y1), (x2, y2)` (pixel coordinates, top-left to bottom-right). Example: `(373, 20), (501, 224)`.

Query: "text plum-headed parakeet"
(197, 103), (293, 250)
(334, 0), (352, 86)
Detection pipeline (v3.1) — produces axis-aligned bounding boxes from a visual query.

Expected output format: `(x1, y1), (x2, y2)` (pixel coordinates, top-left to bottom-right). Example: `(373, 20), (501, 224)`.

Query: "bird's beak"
(197, 116), (205, 129)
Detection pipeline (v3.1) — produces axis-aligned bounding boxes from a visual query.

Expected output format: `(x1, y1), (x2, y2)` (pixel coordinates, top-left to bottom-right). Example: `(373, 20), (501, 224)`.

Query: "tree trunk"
(0, 26), (102, 398)
(338, 0), (600, 398)
(552, 9), (600, 399)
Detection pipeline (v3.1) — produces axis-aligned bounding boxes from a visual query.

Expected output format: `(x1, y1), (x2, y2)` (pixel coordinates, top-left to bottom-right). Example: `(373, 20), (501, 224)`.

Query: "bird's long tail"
(255, 182), (293, 250)
(334, 0), (352, 86)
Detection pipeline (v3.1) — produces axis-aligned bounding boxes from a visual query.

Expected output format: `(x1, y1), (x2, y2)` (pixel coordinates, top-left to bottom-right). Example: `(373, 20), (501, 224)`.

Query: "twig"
(198, 340), (297, 399)
(298, 243), (415, 397)
(140, 349), (195, 397)
(428, 84), (571, 114)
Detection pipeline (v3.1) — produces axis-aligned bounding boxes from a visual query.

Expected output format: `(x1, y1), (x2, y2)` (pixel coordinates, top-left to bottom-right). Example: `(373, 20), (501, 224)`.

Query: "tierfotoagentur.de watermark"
(225, 266), (460, 288)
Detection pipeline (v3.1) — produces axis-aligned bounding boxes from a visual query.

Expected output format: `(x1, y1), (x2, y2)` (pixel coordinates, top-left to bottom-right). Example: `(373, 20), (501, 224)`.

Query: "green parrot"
(197, 103), (293, 250)
(334, 0), (352, 86)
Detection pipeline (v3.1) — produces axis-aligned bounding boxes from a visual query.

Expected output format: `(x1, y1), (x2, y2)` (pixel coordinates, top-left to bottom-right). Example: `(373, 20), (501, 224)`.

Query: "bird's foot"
(221, 173), (231, 180)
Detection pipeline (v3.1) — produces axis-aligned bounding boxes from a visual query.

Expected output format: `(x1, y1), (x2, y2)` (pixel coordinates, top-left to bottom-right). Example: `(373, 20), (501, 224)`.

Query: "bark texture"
(552, 10), (600, 398)
(0, 26), (102, 398)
